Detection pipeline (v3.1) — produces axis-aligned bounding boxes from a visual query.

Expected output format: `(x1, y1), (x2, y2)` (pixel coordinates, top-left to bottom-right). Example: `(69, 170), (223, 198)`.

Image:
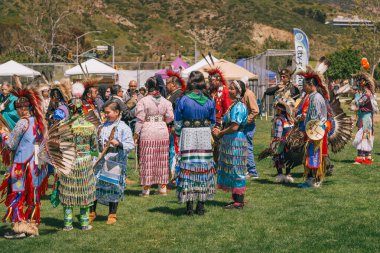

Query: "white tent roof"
(64, 59), (117, 76)
(194, 59), (258, 80)
(0, 60), (41, 77)
(182, 55), (218, 78)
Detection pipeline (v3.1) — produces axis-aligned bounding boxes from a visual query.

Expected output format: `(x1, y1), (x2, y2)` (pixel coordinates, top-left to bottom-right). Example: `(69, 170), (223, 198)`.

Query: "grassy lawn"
(0, 118), (379, 252)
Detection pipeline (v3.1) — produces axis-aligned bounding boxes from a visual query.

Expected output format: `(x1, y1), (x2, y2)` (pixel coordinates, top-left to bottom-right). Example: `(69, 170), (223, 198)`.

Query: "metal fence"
(238, 49), (295, 117)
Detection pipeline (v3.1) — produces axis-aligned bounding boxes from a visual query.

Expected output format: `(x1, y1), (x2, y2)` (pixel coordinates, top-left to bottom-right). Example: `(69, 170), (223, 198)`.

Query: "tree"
(12, 0), (96, 62)
(327, 48), (362, 80)
(350, 0), (380, 77)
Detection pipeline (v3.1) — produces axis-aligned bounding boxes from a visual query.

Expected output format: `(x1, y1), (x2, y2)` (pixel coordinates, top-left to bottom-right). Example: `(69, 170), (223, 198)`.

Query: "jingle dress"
(58, 116), (97, 227)
(175, 91), (216, 202)
(135, 95), (174, 186)
(217, 102), (248, 194)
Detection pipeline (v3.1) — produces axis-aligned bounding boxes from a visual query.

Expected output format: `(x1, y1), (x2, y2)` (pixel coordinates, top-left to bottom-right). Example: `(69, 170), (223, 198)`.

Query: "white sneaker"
(4, 232), (26, 239)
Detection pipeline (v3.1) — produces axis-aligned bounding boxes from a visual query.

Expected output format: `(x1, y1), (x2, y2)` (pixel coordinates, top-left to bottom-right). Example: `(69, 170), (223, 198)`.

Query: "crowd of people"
(0, 57), (376, 239)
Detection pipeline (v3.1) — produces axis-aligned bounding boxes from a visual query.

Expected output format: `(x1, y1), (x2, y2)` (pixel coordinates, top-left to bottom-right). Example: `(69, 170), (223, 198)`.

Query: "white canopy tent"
(195, 59), (258, 80)
(64, 59), (117, 76)
(0, 60), (41, 77)
(182, 55), (218, 78)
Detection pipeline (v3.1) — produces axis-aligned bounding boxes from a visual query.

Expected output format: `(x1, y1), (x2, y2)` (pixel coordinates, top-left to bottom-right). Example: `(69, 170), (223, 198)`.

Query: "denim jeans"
(244, 122), (258, 176)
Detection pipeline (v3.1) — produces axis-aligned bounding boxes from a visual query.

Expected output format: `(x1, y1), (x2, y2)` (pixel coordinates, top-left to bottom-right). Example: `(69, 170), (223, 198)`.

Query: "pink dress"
(135, 95), (174, 186)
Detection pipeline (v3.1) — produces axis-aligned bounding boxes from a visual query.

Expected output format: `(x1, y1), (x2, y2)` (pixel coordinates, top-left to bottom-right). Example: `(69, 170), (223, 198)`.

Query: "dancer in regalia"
(0, 81), (20, 130)
(166, 71), (185, 180)
(271, 98), (295, 183)
(213, 80), (248, 209)
(57, 96), (97, 231)
(135, 76), (174, 196)
(91, 101), (134, 224)
(297, 61), (330, 188)
(175, 71), (216, 215)
(0, 77), (47, 239)
(206, 60), (232, 163)
(46, 79), (72, 126)
(352, 72), (377, 164)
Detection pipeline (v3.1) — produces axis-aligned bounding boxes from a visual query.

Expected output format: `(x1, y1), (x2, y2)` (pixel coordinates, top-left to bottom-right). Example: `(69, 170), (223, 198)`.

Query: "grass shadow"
(207, 200), (229, 207)
(39, 229), (60, 236)
(43, 217), (63, 228)
(254, 178), (276, 185)
(125, 189), (142, 196)
(148, 206), (185, 217)
(289, 172), (303, 178)
(0, 225), (10, 235)
(282, 183), (304, 188)
(330, 159), (353, 163)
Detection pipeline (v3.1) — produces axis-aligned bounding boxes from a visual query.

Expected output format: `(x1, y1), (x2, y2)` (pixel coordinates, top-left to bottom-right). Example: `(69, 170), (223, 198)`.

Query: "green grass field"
(0, 119), (379, 253)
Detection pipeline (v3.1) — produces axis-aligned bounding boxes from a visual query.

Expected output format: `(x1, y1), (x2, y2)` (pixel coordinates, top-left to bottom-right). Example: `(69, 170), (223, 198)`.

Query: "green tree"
(327, 48), (361, 80)
(350, 0), (380, 77)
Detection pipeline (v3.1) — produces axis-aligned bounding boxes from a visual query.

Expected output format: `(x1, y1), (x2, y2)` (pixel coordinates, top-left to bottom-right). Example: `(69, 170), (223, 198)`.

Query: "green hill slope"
(0, 0), (370, 62)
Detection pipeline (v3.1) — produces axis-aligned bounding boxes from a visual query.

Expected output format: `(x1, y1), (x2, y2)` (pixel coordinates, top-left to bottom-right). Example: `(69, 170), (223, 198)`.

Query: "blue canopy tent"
(236, 58), (277, 81)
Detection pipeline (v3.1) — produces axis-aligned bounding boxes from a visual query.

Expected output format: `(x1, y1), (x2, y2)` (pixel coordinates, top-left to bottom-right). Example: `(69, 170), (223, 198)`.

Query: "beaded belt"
(183, 119), (212, 128)
(145, 115), (164, 122)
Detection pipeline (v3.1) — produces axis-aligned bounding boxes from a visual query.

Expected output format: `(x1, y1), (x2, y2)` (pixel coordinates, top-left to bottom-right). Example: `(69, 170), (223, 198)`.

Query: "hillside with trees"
(0, 0), (378, 67)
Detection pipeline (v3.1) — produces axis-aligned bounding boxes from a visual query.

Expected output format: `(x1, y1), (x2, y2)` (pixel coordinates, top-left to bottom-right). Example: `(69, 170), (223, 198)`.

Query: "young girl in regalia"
(90, 101), (134, 224)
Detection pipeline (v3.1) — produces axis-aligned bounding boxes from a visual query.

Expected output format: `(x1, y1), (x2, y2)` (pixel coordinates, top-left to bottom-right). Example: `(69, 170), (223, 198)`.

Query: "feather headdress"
(352, 71), (375, 94)
(50, 78), (72, 102)
(166, 70), (186, 91)
(12, 76), (47, 140)
(274, 97), (295, 123)
(278, 59), (296, 77)
(296, 56), (330, 100)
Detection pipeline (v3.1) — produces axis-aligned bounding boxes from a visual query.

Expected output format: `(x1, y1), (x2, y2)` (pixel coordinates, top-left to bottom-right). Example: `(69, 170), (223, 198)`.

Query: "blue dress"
(95, 119), (134, 204)
(175, 92), (216, 202)
(217, 102), (248, 194)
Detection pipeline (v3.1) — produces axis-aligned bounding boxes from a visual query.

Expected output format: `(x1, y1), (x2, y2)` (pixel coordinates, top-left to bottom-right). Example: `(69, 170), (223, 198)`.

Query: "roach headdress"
(166, 70), (186, 91)
(50, 78), (72, 103)
(202, 52), (227, 87)
(352, 71), (375, 94)
(12, 76), (47, 140)
(296, 56), (330, 100)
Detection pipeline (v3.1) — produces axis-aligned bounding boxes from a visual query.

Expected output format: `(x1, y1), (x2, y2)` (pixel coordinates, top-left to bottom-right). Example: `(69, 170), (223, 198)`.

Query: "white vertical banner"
(293, 28), (309, 89)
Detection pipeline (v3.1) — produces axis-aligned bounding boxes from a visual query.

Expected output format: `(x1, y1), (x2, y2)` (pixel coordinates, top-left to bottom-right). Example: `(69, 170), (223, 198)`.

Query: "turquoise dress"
(217, 102), (248, 194)
(0, 94), (20, 130)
